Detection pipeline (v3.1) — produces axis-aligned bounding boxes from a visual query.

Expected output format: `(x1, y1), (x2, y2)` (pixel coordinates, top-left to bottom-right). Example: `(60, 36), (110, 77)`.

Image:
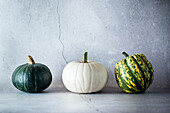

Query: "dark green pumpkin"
(115, 51), (154, 93)
(12, 55), (52, 93)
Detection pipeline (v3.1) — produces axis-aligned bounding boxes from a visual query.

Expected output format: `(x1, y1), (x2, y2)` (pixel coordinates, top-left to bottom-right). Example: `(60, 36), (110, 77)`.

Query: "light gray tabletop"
(0, 87), (170, 113)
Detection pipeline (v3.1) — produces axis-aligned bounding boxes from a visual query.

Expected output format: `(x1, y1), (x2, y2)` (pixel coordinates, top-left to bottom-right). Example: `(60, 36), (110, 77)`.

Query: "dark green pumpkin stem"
(82, 52), (88, 63)
(122, 51), (129, 57)
(27, 55), (35, 64)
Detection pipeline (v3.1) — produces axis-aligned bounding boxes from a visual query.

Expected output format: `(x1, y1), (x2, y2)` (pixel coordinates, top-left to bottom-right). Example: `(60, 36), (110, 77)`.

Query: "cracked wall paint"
(57, 0), (68, 64)
(0, 0), (170, 92)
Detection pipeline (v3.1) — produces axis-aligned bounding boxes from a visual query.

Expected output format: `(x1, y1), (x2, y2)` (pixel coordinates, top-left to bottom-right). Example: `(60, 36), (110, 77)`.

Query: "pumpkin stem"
(82, 52), (88, 63)
(27, 55), (35, 64)
(122, 51), (129, 57)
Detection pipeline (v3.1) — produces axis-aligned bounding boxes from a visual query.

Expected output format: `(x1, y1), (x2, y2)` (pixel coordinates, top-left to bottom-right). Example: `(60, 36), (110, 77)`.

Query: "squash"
(115, 51), (154, 93)
(62, 52), (108, 93)
(12, 55), (52, 93)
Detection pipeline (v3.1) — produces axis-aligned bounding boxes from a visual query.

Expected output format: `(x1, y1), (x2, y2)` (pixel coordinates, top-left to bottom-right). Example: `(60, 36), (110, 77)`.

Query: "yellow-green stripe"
(126, 56), (145, 91)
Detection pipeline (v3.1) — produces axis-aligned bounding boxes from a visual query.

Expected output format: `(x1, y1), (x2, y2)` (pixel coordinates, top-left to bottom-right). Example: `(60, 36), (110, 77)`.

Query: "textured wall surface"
(0, 0), (169, 92)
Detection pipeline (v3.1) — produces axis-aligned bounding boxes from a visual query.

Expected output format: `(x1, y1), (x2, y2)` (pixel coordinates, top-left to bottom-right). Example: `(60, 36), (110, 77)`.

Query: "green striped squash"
(12, 55), (52, 93)
(115, 51), (154, 93)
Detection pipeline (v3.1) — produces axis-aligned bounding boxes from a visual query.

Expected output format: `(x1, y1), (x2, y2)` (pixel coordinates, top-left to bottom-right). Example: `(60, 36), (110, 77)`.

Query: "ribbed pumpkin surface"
(12, 56), (52, 93)
(115, 52), (154, 93)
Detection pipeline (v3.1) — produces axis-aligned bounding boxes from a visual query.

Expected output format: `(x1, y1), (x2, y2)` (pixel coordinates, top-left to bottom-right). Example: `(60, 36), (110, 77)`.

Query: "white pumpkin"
(62, 52), (108, 93)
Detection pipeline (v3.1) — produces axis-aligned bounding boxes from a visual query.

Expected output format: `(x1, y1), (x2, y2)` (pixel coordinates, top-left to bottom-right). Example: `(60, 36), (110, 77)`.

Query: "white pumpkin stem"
(27, 55), (35, 64)
(82, 52), (88, 63)
(122, 51), (129, 58)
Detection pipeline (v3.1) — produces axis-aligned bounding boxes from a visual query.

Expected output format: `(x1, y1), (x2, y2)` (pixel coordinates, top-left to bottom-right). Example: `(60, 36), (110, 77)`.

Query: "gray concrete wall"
(0, 0), (169, 92)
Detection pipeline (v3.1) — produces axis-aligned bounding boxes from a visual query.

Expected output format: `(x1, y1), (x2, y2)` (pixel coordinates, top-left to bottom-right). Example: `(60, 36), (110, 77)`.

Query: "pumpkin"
(62, 52), (108, 93)
(12, 55), (52, 93)
(115, 51), (154, 93)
